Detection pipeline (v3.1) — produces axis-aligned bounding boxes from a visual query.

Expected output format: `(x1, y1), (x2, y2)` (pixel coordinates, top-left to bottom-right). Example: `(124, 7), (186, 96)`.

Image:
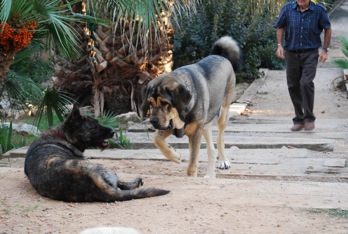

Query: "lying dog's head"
(62, 105), (115, 151)
(141, 76), (192, 130)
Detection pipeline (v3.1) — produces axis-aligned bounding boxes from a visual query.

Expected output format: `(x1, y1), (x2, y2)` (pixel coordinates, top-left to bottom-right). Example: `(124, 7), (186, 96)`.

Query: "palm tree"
(53, 0), (200, 117)
(0, 0), (102, 87)
(1, 0), (199, 117)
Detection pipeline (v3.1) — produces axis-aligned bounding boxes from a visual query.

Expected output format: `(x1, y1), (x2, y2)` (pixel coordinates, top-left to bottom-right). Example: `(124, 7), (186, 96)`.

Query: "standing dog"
(24, 105), (169, 202)
(142, 36), (241, 178)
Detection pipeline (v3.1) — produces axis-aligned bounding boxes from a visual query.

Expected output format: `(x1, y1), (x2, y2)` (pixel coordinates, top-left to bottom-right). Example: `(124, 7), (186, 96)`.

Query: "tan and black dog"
(24, 105), (169, 202)
(142, 36), (241, 178)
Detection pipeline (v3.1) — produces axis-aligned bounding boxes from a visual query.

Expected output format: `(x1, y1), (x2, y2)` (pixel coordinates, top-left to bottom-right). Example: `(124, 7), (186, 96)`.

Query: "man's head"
(297, 0), (310, 9)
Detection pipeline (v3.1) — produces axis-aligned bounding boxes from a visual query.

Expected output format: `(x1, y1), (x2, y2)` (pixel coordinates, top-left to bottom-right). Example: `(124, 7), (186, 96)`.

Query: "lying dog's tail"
(105, 188), (170, 202)
(210, 36), (241, 72)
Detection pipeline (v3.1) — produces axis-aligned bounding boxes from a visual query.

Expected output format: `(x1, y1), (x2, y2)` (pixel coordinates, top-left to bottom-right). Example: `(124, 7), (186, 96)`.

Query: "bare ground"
(1, 72), (348, 234)
(1, 69), (348, 233)
(1, 158), (348, 234)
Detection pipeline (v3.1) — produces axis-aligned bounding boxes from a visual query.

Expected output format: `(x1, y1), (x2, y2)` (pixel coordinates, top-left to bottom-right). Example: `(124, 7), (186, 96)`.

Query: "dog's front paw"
(172, 152), (181, 164)
(217, 160), (231, 169)
(166, 148), (181, 164)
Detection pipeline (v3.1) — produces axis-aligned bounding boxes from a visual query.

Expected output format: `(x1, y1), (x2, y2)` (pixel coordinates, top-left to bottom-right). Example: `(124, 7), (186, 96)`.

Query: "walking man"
(275, 0), (332, 131)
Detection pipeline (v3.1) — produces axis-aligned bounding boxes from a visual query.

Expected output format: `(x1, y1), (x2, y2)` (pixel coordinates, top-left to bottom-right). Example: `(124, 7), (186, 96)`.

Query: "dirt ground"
(0, 72), (348, 234)
(1, 68), (348, 234)
(1, 158), (348, 234)
(2, 71), (348, 234)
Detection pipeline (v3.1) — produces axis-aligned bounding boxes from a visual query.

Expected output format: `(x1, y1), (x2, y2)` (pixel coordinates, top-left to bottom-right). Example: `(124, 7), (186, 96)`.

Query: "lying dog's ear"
(65, 105), (83, 126)
(166, 83), (192, 117)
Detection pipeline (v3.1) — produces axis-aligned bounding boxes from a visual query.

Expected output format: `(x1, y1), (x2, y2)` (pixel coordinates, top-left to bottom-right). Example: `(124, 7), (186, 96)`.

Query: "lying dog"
(24, 105), (169, 202)
(142, 36), (241, 178)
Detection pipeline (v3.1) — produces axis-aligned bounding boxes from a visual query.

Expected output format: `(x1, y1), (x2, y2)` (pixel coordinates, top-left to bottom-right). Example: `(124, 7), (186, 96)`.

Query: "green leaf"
(333, 59), (348, 69)
(0, 0), (12, 29)
(6, 121), (13, 152)
(34, 87), (73, 127)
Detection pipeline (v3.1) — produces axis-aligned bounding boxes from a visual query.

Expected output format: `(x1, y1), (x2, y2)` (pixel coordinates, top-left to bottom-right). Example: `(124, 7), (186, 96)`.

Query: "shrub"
(173, 0), (286, 82)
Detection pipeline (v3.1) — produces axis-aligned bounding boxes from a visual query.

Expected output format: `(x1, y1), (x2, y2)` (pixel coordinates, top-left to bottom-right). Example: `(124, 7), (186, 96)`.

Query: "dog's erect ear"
(140, 85), (152, 119)
(65, 105), (83, 125)
(165, 83), (192, 116)
(71, 104), (82, 117)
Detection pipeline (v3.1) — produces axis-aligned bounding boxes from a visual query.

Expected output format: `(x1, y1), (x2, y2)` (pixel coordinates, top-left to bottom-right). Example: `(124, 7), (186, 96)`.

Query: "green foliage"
(315, 0), (335, 10)
(173, 0), (285, 81)
(2, 0), (109, 58)
(117, 129), (131, 149)
(94, 111), (131, 149)
(333, 36), (348, 69)
(34, 87), (73, 127)
(82, 0), (200, 56)
(0, 121), (12, 158)
(311, 209), (348, 219)
(97, 111), (119, 129)
(22, 113), (61, 131)
(10, 48), (54, 85)
(0, 42), (68, 130)
(0, 70), (43, 110)
(0, 121), (30, 157)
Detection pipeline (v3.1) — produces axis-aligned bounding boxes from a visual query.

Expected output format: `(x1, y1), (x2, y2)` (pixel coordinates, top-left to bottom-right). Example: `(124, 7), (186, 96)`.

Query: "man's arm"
(322, 27), (332, 49)
(276, 27), (284, 45)
(319, 27), (332, 62)
(276, 28), (285, 59)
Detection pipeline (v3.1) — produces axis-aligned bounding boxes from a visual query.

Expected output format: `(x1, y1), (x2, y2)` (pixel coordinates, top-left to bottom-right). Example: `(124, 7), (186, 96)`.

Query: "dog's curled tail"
(210, 36), (241, 72)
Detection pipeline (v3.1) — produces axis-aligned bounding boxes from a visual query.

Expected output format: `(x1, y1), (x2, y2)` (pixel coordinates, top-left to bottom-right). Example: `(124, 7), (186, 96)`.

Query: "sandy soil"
(1, 70), (348, 234)
(1, 158), (348, 234)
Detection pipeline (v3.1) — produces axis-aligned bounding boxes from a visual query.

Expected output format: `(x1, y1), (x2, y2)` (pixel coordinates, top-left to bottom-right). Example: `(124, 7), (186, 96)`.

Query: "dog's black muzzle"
(102, 126), (115, 139)
(150, 118), (174, 130)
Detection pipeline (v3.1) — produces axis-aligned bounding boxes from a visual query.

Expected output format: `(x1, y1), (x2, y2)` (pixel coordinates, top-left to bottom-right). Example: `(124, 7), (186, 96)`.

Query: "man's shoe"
(290, 124), (304, 131)
(304, 122), (315, 131)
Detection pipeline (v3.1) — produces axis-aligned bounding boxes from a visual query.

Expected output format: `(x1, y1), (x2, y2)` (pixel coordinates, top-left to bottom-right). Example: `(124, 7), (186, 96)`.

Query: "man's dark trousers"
(285, 49), (319, 124)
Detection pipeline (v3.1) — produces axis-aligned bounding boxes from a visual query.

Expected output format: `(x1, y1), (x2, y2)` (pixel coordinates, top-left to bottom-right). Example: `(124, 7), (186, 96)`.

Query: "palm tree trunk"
(0, 50), (15, 87)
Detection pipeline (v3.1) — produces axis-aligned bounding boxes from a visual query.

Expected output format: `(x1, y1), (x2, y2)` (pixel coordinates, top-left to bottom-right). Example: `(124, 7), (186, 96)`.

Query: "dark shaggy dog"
(24, 106), (169, 202)
(142, 36), (241, 178)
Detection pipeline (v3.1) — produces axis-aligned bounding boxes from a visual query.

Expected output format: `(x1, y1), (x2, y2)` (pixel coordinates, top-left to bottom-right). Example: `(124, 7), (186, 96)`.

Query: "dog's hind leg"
(153, 129), (181, 163)
(117, 178), (143, 190)
(216, 89), (234, 170)
(91, 172), (169, 201)
(101, 170), (142, 190)
(203, 124), (216, 178)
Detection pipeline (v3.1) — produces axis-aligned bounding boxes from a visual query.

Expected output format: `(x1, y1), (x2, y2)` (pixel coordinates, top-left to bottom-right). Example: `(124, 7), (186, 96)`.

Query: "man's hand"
(319, 50), (328, 63)
(276, 45), (285, 59)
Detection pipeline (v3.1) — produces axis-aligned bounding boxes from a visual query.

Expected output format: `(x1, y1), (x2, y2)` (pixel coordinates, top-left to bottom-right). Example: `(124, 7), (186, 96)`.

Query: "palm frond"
(97, 111), (119, 129)
(11, 39), (45, 65)
(0, 70), (42, 107)
(30, 0), (82, 59)
(333, 59), (348, 69)
(34, 87), (74, 127)
(85, 0), (200, 53)
(333, 36), (348, 69)
(337, 35), (348, 48)
(337, 36), (348, 57)
(0, 0), (12, 30)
